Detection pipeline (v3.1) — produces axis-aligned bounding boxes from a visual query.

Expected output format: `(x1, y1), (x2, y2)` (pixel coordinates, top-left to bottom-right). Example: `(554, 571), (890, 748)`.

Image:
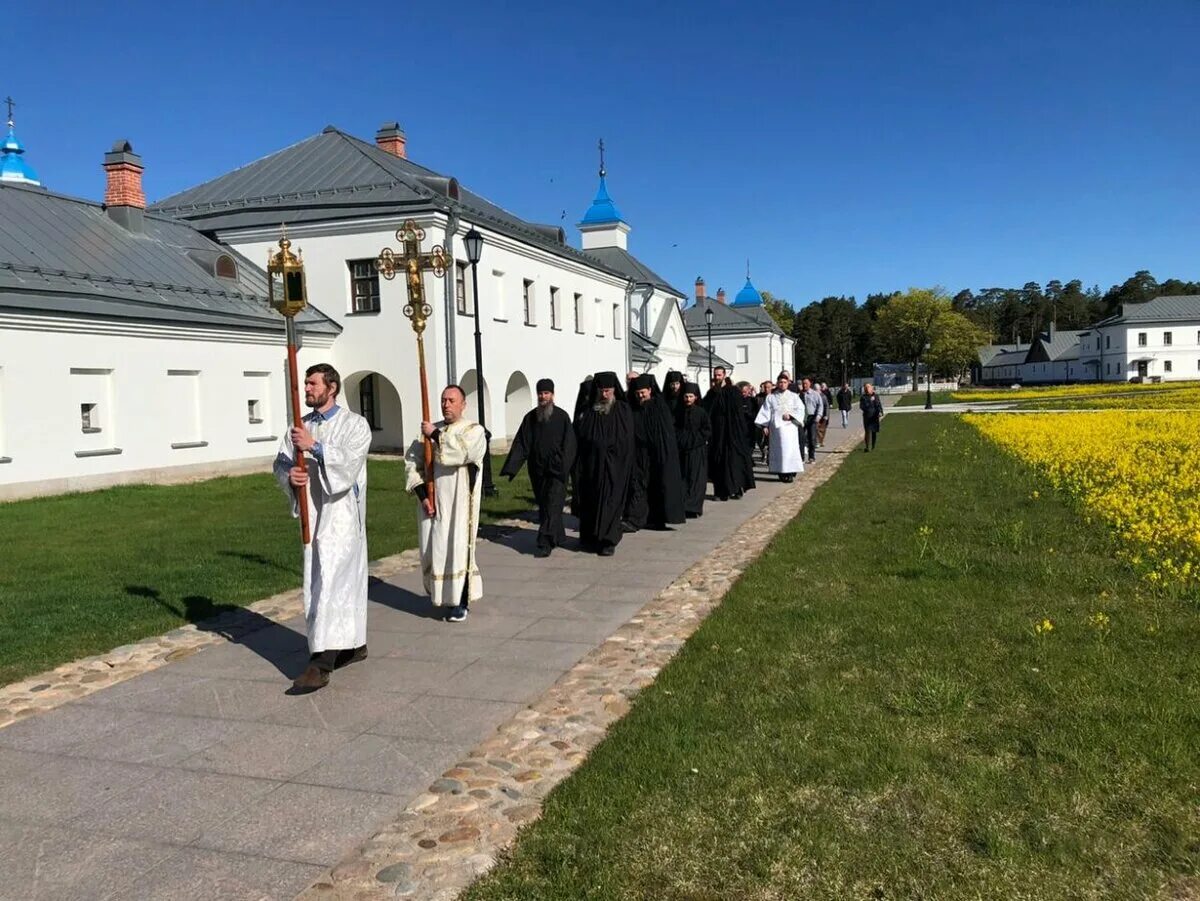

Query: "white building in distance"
(974, 296), (1200, 385)
(682, 274), (794, 387)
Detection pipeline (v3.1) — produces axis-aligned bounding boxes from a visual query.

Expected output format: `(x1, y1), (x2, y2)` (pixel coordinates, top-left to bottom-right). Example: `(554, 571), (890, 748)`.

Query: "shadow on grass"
(216, 549), (296, 575)
(125, 585), (307, 678)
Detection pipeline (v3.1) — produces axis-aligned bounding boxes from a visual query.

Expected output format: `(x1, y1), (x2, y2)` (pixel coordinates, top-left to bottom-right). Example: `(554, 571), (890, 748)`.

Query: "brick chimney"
(716, 287), (727, 305)
(695, 277), (706, 302)
(103, 139), (145, 232)
(375, 122), (407, 159)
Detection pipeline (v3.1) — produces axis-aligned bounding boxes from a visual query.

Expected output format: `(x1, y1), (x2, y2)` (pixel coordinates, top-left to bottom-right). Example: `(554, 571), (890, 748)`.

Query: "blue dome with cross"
(1, 99), (40, 187)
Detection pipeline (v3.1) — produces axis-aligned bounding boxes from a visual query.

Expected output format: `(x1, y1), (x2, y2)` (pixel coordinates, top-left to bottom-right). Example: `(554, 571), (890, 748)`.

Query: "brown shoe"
(334, 646), (368, 669)
(290, 664), (330, 693)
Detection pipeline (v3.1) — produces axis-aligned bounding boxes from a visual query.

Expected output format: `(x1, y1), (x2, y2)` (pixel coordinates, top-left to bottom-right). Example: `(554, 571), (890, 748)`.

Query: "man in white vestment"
(274, 363), (373, 693)
(405, 385), (488, 623)
(755, 372), (805, 483)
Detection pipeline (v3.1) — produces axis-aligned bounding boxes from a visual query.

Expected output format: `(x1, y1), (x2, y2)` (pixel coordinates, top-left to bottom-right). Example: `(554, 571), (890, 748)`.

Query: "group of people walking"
(272, 361), (884, 694)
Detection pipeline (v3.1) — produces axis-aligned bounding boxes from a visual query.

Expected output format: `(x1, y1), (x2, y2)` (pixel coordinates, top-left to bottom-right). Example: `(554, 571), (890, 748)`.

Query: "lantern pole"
(268, 230), (311, 545)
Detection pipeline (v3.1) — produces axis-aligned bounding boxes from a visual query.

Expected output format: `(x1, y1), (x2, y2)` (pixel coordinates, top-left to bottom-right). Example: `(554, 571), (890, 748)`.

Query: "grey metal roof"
(983, 348), (1029, 368)
(584, 246), (686, 299)
(681, 297), (786, 337)
(150, 127), (628, 283)
(976, 343), (1019, 367)
(1097, 294), (1200, 325)
(1036, 329), (1086, 362)
(630, 329), (661, 365)
(0, 182), (339, 333)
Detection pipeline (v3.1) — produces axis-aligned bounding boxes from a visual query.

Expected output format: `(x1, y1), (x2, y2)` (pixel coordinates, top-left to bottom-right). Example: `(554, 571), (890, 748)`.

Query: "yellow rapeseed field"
(954, 380), (1199, 403)
(965, 411), (1200, 589)
(1018, 386), (1200, 410)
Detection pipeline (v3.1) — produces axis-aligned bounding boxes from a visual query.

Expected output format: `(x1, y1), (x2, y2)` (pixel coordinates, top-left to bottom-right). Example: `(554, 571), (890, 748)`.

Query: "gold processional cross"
(376, 220), (450, 512)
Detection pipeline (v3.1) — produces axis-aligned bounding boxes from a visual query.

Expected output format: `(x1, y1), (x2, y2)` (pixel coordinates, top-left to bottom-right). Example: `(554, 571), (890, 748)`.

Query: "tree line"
(757, 270), (1199, 389)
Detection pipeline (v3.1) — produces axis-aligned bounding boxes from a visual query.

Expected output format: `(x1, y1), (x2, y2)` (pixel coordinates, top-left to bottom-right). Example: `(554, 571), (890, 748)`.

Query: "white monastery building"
(2, 114), (733, 499)
(974, 296), (1200, 385)
(0, 121), (337, 501)
(683, 274), (795, 387)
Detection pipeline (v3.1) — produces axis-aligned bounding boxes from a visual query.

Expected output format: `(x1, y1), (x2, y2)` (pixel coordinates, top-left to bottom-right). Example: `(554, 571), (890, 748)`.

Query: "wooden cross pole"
(376, 220), (449, 516)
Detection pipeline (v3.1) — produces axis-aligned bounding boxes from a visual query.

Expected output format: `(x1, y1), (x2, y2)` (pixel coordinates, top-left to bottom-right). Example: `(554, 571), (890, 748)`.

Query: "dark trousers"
(536, 477), (568, 549)
(310, 646), (365, 672)
(864, 427), (879, 450)
(803, 415), (818, 461)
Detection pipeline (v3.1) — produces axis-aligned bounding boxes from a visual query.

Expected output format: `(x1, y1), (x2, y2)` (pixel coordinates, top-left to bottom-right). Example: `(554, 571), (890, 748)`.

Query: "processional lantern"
(267, 229), (312, 545)
(376, 219), (450, 515)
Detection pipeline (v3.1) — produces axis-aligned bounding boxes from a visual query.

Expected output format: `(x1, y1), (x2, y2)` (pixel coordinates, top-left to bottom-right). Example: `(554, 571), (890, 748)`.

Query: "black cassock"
(703, 384), (755, 500)
(736, 391), (760, 489)
(500, 405), (577, 550)
(624, 394), (686, 530)
(675, 403), (711, 517)
(573, 385), (635, 552)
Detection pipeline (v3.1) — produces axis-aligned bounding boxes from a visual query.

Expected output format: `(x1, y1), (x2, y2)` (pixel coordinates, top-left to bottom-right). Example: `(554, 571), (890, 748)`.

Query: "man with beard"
(675, 381), (710, 518)
(573, 372), (635, 556)
(274, 363), (372, 692)
(623, 373), (685, 531)
(501, 378), (576, 558)
(663, 370), (685, 417)
(703, 367), (754, 501)
(755, 372), (805, 482)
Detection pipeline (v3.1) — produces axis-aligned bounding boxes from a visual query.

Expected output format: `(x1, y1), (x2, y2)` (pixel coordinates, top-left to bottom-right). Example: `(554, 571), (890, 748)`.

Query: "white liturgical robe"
(273, 405), (372, 653)
(755, 391), (805, 475)
(405, 418), (488, 607)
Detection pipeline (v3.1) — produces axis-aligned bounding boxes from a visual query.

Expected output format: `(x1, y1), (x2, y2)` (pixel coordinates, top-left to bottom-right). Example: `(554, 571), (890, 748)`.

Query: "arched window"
(215, 254), (237, 280)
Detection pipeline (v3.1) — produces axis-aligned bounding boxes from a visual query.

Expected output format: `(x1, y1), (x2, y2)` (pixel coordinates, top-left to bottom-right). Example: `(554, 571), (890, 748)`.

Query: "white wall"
(227, 214), (629, 445)
(1082, 322), (1200, 381)
(706, 331), (794, 387)
(0, 312), (334, 499)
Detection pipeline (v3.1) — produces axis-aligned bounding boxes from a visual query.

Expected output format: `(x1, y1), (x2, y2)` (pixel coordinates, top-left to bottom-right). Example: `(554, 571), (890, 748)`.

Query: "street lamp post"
(705, 306), (714, 379)
(463, 227), (498, 496)
(924, 341), (934, 410)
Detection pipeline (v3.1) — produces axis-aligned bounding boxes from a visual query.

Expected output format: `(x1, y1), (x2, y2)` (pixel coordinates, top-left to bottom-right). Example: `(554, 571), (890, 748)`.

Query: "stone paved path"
(0, 422), (868, 901)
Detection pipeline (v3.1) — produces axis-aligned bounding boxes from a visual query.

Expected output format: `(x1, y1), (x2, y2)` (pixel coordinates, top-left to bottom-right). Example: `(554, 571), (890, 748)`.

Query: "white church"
(0, 113), (786, 500)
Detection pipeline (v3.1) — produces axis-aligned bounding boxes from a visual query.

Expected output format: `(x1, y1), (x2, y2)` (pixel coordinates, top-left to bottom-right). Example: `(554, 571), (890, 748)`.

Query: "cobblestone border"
(298, 443), (858, 901)
(0, 550), (422, 730)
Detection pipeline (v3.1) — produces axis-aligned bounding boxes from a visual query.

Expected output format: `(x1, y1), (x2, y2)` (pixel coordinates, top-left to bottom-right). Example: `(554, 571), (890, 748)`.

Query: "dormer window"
(215, 254), (237, 280)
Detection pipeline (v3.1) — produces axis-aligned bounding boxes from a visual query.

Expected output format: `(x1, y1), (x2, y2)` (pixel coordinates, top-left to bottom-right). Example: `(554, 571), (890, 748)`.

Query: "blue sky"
(8, 0), (1199, 307)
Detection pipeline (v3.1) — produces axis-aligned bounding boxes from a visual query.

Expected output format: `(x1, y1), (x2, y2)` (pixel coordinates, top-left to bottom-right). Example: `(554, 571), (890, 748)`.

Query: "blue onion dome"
(732, 276), (762, 306)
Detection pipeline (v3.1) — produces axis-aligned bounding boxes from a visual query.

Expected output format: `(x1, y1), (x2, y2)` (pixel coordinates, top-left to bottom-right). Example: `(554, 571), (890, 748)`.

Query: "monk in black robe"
(501, 378), (577, 558)
(703, 369), (754, 501)
(736, 382), (760, 489)
(663, 370), (684, 417)
(623, 373), (686, 531)
(573, 372), (634, 556)
(675, 381), (710, 518)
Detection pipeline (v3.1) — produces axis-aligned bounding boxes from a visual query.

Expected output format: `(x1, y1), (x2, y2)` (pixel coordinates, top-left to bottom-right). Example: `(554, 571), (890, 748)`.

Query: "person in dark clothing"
(501, 378), (577, 557)
(573, 372), (635, 555)
(736, 382), (760, 486)
(703, 370), (754, 501)
(754, 381), (773, 462)
(675, 382), (710, 518)
(623, 373), (686, 531)
(836, 383), (853, 428)
(860, 382), (884, 452)
(663, 370), (685, 417)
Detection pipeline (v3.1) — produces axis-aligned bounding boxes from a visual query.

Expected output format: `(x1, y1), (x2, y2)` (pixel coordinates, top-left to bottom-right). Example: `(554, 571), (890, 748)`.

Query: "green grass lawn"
(894, 390), (958, 406)
(0, 456), (533, 686)
(465, 416), (1199, 901)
